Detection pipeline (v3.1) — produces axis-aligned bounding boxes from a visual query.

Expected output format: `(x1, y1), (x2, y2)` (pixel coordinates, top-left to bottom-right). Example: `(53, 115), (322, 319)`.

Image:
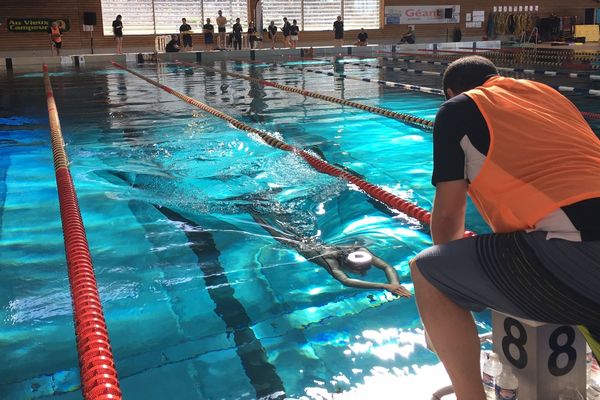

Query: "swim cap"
(345, 250), (372, 269)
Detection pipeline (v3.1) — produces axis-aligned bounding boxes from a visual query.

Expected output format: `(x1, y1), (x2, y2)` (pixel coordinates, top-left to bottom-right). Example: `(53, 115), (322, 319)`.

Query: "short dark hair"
(442, 56), (498, 97)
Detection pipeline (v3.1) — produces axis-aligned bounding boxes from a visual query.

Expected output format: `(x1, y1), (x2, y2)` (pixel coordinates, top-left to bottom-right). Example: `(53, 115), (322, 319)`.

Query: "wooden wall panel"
(0, 0), (597, 54)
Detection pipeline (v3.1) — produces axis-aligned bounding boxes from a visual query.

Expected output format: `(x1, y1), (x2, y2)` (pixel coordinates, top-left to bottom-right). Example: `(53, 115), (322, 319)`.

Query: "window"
(100, 0), (247, 35)
(101, 0), (154, 35)
(261, 0), (379, 32)
(262, 0), (302, 30)
(202, 0), (248, 29)
(303, 0), (342, 31)
(154, 0), (203, 34)
(343, 0), (380, 30)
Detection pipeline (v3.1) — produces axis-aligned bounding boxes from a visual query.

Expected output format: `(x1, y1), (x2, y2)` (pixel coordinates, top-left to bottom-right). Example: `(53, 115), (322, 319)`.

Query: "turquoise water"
(1, 57), (598, 399)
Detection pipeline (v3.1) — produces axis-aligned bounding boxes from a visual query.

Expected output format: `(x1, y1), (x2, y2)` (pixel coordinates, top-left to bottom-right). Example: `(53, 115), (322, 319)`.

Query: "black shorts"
(52, 41), (62, 49)
(413, 231), (600, 358)
(114, 32), (123, 38)
(204, 34), (213, 44)
(335, 32), (343, 40)
(218, 27), (226, 33)
(182, 35), (192, 47)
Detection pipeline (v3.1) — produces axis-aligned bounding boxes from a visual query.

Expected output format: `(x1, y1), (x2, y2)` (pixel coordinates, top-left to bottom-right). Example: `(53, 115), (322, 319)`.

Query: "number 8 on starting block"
(492, 311), (587, 399)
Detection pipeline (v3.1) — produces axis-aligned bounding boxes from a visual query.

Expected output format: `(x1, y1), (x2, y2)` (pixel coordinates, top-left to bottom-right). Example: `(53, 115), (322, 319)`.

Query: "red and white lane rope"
(43, 64), (123, 400)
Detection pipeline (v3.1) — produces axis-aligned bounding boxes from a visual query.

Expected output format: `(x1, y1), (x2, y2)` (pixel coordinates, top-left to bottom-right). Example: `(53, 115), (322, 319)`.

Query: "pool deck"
(0, 40), (500, 71)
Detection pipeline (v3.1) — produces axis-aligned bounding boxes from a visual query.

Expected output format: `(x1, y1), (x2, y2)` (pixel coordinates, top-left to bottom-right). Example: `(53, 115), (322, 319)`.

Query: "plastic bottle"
(482, 352), (503, 399)
(588, 345), (594, 386)
(495, 367), (518, 400)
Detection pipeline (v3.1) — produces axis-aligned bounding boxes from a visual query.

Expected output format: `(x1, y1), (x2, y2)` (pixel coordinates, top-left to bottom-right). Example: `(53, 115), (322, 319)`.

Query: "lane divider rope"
(344, 57), (600, 81)
(276, 63), (445, 96)
(43, 64), (123, 400)
(335, 57), (600, 98)
(175, 59), (435, 130)
(111, 61), (476, 235)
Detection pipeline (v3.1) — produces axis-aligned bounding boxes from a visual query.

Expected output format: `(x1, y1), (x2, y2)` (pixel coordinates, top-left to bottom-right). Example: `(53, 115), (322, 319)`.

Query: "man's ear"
(445, 88), (456, 99)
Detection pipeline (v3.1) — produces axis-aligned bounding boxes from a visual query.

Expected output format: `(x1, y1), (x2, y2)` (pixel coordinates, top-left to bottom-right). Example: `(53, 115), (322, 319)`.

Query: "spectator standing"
(203, 18), (214, 50)
(216, 10), (227, 49)
(232, 18), (243, 50)
(248, 21), (260, 49)
(289, 19), (299, 48)
(112, 15), (123, 54)
(179, 18), (193, 51)
(48, 21), (63, 56)
(282, 17), (291, 48)
(268, 21), (277, 49)
(354, 28), (368, 46)
(333, 16), (344, 46)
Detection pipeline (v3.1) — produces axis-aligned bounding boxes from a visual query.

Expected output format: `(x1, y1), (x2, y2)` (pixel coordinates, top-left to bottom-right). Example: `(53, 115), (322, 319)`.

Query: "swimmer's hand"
(383, 283), (412, 297)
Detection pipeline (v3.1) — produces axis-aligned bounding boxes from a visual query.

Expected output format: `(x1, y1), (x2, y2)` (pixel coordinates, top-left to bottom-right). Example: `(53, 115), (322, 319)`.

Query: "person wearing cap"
(251, 212), (410, 296)
(410, 55), (600, 399)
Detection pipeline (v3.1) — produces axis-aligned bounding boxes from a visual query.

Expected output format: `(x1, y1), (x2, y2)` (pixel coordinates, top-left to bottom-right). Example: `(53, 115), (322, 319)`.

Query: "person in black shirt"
(165, 35), (180, 52)
(333, 16), (344, 46)
(400, 25), (415, 44)
(268, 21), (277, 49)
(232, 18), (243, 50)
(112, 15), (123, 54)
(354, 28), (368, 46)
(282, 17), (291, 48)
(289, 19), (299, 48)
(179, 18), (193, 51)
(248, 21), (261, 49)
(203, 18), (214, 50)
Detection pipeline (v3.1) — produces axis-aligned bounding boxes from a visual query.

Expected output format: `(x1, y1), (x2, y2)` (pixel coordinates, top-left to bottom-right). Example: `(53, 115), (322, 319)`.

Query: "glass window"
(101, 0), (155, 35)
(303, 0), (342, 31)
(343, 0), (380, 30)
(202, 0), (248, 29)
(154, 0), (203, 34)
(262, 1), (302, 31)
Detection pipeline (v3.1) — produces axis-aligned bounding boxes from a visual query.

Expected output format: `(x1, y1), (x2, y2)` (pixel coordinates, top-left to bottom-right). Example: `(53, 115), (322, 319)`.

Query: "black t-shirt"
(268, 25), (277, 35)
(203, 23), (214, 37)
(333, 20), (343, 34)
(433, 93), (600, 240)
(248, 26), (257, 38)
(112, 20), (123, 35)
(165, 39), (179, 52)
(358, 32), (368, 42)
(232, 23), (243, 36)
(282, 21), (291, 35)
(290, 25), (299, 35)
(179, 23), (192, 33)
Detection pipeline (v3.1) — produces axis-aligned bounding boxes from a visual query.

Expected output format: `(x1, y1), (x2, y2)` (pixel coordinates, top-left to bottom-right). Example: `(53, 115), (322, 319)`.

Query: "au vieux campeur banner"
(7, 18), (70, 33)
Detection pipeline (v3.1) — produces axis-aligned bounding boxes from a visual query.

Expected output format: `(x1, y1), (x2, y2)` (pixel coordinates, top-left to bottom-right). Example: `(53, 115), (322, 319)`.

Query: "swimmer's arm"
(330, 265), (410, 297)
(371, 256), (412, 297)
(431, 179), (468, 245)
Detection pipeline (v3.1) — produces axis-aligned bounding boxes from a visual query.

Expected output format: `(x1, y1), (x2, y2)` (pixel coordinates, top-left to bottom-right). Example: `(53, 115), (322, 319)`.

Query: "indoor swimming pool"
(1, 55), (599, 399)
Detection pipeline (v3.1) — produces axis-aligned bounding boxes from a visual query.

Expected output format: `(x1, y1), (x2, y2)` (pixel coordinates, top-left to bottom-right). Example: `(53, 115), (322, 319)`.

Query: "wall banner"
(384, 5), (460, 25)
(7, 18), (70, 33)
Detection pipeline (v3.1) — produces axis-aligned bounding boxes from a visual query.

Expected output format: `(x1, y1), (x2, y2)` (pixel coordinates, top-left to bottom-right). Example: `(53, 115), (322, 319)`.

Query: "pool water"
(1, 56), (599, 400)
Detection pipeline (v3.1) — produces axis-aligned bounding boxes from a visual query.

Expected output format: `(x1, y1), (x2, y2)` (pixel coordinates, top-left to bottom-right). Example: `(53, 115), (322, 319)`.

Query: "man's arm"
(431, 179), (468, 245)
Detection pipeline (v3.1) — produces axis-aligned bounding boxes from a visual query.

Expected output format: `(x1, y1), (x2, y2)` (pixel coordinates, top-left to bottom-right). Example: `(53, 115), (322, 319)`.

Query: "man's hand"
(383, 283), (412, 297)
